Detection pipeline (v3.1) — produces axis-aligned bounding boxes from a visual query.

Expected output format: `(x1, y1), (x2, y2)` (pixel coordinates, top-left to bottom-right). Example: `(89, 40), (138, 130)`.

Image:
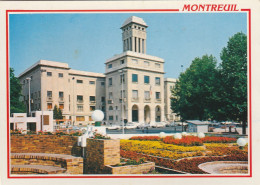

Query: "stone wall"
(85, 138), (120, 174)
(104, 162), (155, 174)
(11, 135), (82, 156)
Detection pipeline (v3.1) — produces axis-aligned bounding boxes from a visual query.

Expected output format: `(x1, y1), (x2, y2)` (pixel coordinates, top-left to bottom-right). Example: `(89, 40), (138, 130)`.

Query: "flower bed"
(130, 136), (161, 141)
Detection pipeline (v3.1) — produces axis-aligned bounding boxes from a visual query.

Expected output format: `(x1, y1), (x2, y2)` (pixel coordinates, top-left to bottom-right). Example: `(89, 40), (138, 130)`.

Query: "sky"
(9, 12), (247, 78)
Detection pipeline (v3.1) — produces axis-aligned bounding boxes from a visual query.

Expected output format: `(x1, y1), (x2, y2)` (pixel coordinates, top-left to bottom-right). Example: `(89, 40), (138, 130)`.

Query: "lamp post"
(72, 77), (75, 126)
(26, 77), (31, 116)
(237, 138), (247, 149)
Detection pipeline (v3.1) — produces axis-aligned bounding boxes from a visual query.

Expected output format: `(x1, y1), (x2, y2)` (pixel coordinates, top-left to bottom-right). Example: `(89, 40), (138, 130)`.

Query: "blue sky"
(9, 12), (247, 78)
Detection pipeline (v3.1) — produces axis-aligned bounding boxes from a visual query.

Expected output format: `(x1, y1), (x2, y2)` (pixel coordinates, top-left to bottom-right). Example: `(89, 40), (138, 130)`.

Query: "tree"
(10, 68), (26, 114)
(171, 55), (220, 121)
(220, 32), (247, 134)
(53, 105), (63, 119)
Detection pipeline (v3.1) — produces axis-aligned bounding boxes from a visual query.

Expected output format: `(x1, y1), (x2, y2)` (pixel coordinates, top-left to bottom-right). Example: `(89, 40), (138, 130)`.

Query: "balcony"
(155, 98), (161, 102)
(119, 98), (127, 103)
(59, 97), (64, 102)
(144, 98), (151, 103)
(47, 97), (52, 101)
(131, 97), (139, 102)
(89, 100), (96, 105)
(77, 100), (84, 103)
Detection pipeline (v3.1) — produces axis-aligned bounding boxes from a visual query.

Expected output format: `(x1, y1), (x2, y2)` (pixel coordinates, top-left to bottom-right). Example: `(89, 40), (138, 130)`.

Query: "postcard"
(0, 1), (260, 185)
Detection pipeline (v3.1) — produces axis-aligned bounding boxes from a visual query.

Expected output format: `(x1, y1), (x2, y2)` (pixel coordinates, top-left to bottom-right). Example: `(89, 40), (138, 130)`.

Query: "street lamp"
(26, 77), (31, 116)
(118, 69), (127, 134)
(91, 110), (104, 126)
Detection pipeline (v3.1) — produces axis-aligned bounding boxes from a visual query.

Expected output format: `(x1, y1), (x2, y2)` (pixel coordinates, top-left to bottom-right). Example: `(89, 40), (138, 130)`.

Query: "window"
(120, 74), (125, 84)
(109, 92), (113, 99)
(132, 59), (138, 65)
(101, 82), (105, 86)
(58, 73), (63, 78)
(47, 91), (52, 97)
(89, 81), (95, 85)
(144, 91), (150, 100)
(108, 64), (112, 69)
(77, 105), (83, 112)
(120, 59), (125, 64)
(144, 76), (150, 84)
(77, 95), (83, 103)
(156, 92), (161, 99)
(101, 96), (105, 102)
(116, 116), (118, 121)
(89, 96), (95, 102)
(89, 117), (93, 121)
(144, 61), (150, 67)
(59, 91), (64, 98)
(59, 104), (64, 110)
(155, 77), (161, 85)
(120, 90), (125, 98)
(132, 90), (138, 99)
(109, 116), (114, 120)
(90, 106), (95, 111)
(77, 80), (83, 83)
(132, 74), (138, 82)
(155, 63), (161, 68)
(109, 106), (113, 110)
(38, 91), (41, 97)
(76, 116), (85, 121)
(109, 78), (112, 86)
(30, 75), (33, 80)
(47, 103), (52, 109)
(47, 72), (52, 76)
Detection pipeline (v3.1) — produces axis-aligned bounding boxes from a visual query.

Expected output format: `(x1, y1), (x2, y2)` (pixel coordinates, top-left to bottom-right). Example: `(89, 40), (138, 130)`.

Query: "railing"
(47, 97), (52, 101)
(59, 97), (64, 102)
(131, 97), (139, 102)
(107, 100), (113, 104)
(144, 98), (151, 103)
(77, 100), (84, 103)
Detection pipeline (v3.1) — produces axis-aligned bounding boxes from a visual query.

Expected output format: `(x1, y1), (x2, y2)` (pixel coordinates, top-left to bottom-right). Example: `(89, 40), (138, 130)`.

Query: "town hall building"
(18, 16), (179, 126)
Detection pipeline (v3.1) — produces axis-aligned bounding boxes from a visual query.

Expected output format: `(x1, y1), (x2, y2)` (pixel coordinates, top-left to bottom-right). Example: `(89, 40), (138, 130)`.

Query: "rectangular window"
(76, 116), (85, 121)
(120, 90), (125, 98)
(47, 103), (52, 109)
(77, 80), (83, 83)
(89, 116), (93, 121)
(120, 59), (125, 64)
(108, 64), (112, 69)
(38, 91), (41, 98)
(77, 95), (83, 103)
(109, 92), (113, 100)
(144, 91), (150, 100)
(132, 74), (138, 82)
(155, 77), (161, 85)
(77, 105), (83, 112)
(42, 115), (50, 125)
(120, 74), (125, 84)
(101, 97), (105, 102)
(132, 59), (138, 65)
(47, 91), (52, 97)
(156, 92), (161, 99)
(59, 104), (64, 110)
(90, 106), (95, 111)
(101, 81), (105, 86)
(155, 63), (161, 68)
(47, 72), (52, 76)
(89, 81), (95, 85)
(109, 78), (112, 86)
(89, 96), (96, 102)
(58, 73), (63, 78)
(132, 90), (138, 99)
(59, 91), (64, 98)
(144, 61), (150, 67)
(144, 76), (150, 84)
(109, 116), (114, 121)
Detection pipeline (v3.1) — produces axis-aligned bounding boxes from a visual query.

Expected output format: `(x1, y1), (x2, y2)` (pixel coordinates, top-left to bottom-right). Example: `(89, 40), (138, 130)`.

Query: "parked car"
(151, 122), (165, 128)
(107, 125), (121, 130)
(137, 123), (150, 129)
(124, 122), (138, 129)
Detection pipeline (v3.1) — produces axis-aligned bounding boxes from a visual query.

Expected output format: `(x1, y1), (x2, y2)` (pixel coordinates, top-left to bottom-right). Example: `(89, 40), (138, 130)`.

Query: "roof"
(164, 78), (177, 82)
(69, 69), (105, 78)
(186, 120), (209, 125)
(121, 16), (148, 28)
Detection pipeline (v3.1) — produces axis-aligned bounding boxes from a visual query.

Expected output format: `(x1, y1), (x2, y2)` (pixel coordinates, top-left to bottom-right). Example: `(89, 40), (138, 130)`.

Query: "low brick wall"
(85, 138), (120, 174)
(104, 162), (155, 174)
(11, 135), (82, 156)
(11, 153), (83, 174)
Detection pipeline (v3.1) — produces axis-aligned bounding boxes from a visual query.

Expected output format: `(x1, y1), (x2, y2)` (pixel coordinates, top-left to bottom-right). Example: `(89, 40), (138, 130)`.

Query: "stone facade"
(104, 162), (155, 174)
(18, 16), (178, 126)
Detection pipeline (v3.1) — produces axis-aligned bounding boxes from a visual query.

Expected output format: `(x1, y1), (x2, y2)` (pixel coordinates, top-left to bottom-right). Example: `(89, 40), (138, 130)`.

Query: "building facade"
(18, 16), (177, 126)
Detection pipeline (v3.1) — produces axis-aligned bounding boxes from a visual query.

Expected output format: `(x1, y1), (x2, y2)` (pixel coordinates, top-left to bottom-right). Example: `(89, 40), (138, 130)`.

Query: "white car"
(152, 122), (165, 128)
(137, 123), (150, 129)
(107, 125), (121, 130)
(124, 122), (138, 129)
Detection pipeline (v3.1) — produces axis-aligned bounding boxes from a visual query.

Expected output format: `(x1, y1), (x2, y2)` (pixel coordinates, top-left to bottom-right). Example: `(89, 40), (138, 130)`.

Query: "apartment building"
(18, 16), (177, 126)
